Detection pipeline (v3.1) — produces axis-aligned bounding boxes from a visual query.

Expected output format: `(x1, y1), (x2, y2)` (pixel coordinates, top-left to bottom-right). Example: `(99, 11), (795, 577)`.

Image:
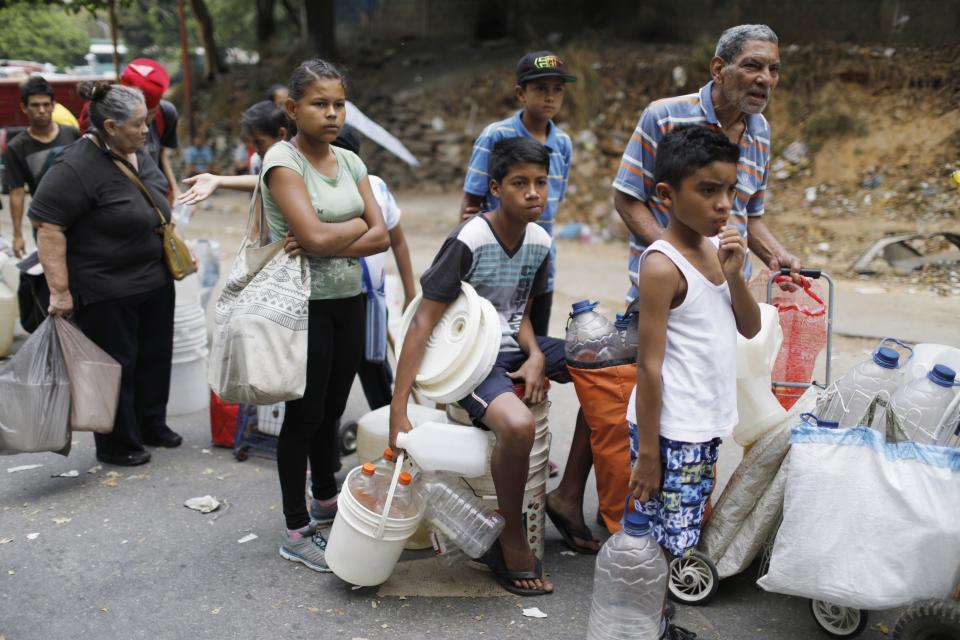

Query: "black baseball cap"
(516, 51), (577, 85)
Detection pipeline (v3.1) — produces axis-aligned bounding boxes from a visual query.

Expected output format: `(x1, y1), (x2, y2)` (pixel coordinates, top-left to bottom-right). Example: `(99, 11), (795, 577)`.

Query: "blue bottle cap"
(873, 347), (900, 369)
(571, 300), (598, 316)
(622, 510), (652, 536)
(614, 314), (630, 330)
(928, 364), (957, 387)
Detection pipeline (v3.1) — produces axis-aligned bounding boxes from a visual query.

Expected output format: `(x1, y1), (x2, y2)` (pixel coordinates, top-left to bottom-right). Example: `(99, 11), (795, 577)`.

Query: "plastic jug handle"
(877, 337), (914, 367)
(376, 450), (406, 540)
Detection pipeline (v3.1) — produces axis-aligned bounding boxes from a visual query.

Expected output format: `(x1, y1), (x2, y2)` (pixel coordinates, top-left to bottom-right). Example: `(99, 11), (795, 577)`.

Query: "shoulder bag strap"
(111, 156), (167, 226)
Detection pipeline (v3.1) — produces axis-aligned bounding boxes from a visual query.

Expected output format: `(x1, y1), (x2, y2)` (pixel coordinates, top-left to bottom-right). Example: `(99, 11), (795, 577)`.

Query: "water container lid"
(614, 313), (630, 330)
(873, 347), (900, 369)
(817, 419), (840, 428)
(383, 448), (396, 461)
(928, 364), (957, 387)
(571, 299), (598, 316)
(398, 471), (413, 485)
(362, 463), (376, 475)
(623, 510), (652, 536)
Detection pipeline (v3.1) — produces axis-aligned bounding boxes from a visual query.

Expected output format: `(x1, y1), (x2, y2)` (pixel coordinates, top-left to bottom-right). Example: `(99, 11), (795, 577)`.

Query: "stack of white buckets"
(167, 273), (209, 416)
(446, 397), (551, 559)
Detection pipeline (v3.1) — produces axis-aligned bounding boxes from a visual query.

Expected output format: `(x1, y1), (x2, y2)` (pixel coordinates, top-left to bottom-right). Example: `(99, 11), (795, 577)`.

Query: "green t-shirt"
(261, 141), (368, 299)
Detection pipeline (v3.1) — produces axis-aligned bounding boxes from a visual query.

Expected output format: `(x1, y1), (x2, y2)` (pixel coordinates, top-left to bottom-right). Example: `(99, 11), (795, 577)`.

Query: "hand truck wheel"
(810, 599), (869, 638)
(892, 598), (960, 640)
(667, 551), (719, 606)
(338, 420), (358, 456)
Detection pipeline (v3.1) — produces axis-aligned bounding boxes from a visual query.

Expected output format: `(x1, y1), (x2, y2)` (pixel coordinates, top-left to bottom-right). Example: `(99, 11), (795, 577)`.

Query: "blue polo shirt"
(463, 110), (572, 292)
(612, 81), (771, 301)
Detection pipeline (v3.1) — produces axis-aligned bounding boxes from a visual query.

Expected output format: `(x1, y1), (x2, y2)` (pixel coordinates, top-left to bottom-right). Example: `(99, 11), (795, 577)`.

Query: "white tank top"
(627, 239), (738, 442)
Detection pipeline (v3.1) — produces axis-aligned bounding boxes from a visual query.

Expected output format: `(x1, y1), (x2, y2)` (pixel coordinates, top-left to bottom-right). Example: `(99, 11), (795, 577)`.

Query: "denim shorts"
(628, 422), (721, 558)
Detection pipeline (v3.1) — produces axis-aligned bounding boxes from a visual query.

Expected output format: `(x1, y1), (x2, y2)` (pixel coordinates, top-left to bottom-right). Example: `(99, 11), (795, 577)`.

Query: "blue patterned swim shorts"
(628, 422), (721, 558)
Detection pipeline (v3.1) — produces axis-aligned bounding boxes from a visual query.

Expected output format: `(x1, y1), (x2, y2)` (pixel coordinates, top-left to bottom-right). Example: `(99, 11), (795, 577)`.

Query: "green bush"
(0, 5), (90, 69)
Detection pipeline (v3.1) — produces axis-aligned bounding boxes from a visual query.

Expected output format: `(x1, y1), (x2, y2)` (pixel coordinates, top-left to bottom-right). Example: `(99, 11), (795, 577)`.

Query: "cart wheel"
(339, 420), (358, 456)
(234, 445), (249, 462)
(810, 599), (869, 638)
(668, 551), (719, 605)
(892, 598), (960, 640)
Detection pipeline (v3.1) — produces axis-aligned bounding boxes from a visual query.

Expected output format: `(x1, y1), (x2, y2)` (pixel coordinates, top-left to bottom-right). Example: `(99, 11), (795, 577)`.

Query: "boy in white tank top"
(626, 126), (761, 638)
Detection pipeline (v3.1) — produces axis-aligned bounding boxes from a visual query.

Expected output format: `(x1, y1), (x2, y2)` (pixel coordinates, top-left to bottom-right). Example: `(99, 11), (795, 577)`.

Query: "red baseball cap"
(120, 58), (170, 109)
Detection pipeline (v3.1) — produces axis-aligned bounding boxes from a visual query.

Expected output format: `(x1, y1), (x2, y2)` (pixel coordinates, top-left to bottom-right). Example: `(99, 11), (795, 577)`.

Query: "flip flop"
(545, 502), (600, 555)
(480, 539), (552, 597)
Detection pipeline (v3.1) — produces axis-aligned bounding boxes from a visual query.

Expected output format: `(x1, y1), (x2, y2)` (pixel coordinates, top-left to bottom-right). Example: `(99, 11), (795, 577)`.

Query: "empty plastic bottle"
(373, 447), (398, 493)
(890, 364), (959, 444)
(566, 300), (619, 363)
(377, 471), (420, 519)
(349, 463), (380, 513)
(395, 422), (489, 477)
(828, 346), (903, 429)
(587, 506), (667, 640)
(417, 474), (505, 559)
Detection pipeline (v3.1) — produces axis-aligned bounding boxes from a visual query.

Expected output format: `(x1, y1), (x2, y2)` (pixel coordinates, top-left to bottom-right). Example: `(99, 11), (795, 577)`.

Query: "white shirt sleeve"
(369, 174), (401, 230)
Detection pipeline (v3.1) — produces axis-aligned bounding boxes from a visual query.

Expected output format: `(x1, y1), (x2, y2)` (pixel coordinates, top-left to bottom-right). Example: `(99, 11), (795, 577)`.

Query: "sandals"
(545, 502), (600, 555)
(481, 539), (552, 597)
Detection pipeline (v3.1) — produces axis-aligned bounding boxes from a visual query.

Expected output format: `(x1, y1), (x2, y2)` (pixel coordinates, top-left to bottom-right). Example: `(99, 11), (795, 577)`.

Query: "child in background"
(627, 126), (760, 639)
(460, 50), (574, 337)
(331, 124), (417, 410)
(392, 138), (598, 597)
(184, 133), (215, 177)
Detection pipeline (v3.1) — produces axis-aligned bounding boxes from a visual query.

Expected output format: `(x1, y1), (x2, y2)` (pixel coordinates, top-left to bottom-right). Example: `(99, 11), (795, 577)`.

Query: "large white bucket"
(476, 466), (548, 559)
(326, 460), (424, 586)
(167, 353), (209, 416)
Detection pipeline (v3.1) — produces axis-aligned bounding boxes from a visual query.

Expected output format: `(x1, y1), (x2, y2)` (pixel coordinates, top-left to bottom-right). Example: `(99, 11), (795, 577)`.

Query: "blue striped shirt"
(612, 82), (771, 301)
(463, 110), (572, 291)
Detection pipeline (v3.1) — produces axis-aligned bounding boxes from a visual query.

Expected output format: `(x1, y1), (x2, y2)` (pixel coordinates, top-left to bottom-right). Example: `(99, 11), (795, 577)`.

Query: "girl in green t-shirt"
(262, 59), (389, 573)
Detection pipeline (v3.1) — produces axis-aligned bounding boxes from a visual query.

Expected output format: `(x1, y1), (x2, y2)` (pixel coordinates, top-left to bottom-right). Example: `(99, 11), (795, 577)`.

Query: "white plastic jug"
(395, 422), (489, 477)
(0, 281), (16, 358)
(356, 404), (448, 465)
(890, 364), (959, 443)
(733, 303), (785, 446)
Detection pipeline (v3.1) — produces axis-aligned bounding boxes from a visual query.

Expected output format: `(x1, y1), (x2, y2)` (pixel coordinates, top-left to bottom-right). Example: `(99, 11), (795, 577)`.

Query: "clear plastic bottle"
(348, 463), (380, 513)
(374, 447), (398, 493)
(613, 312), (639, 362)
(417, 474), (505, 559)
(566, 300), (619, 363)
(890, 364), (959, 444)
(377, 471), (420, 519)
(829, 346), (902, 429)
(587, 508), (667, 640)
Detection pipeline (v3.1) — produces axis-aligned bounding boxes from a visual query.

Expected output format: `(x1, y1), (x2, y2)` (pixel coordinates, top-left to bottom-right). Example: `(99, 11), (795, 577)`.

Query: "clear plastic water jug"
(566, 300), (620, 364)
(890, 364), (959, 444)
(418, 474), (505, 559)
(395, 422), (489, 477)
(586, 501), (668, 640)
(830, 346), (903, 429)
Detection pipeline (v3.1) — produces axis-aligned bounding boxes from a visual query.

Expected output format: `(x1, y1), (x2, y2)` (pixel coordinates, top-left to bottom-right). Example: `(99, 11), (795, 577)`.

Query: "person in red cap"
(79, 58), (180, 200)
(121, 58), (180, 201)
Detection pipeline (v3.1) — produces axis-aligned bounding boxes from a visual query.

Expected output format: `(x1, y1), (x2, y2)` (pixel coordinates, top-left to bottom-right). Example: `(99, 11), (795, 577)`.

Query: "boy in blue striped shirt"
(460, 51), (575, 337)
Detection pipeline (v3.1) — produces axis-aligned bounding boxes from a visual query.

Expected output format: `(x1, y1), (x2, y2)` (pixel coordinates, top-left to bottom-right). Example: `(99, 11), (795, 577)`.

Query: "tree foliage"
(0, 3), (90, 67)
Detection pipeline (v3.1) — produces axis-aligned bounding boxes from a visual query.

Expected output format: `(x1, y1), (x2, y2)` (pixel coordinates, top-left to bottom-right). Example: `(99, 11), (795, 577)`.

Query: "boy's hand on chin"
(717, 226), (746, 280)
(507, 351), (546, 405)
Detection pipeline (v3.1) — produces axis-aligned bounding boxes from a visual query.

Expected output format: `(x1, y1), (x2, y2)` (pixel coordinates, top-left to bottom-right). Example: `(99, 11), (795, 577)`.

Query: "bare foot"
(500, 537), (554, 593)
(545, 491), (601, 553)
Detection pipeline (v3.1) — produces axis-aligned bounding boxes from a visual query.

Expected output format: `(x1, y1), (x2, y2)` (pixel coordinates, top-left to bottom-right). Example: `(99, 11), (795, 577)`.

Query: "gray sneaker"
(309, 497), (338, 524)
(279, 525), (332, 572)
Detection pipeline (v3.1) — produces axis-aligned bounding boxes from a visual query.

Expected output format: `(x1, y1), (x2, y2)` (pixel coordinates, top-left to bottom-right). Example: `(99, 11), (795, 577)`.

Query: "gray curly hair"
(715, 25), (779, 62)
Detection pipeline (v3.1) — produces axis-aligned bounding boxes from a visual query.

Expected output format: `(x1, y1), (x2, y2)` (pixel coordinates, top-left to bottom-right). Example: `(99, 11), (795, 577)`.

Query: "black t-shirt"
(144, 100), (179, 172)
(28, 137), (171, 305)
(3, 125), (81, 193)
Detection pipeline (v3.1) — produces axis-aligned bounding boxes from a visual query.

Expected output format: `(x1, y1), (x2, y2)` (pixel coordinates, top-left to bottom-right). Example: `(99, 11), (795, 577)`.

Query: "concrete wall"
(338, 0), (960, 46)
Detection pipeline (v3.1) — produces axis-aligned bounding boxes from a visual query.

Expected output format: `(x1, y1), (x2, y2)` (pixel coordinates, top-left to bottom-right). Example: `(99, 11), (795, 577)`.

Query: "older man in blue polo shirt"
(613, 24), (801, 302)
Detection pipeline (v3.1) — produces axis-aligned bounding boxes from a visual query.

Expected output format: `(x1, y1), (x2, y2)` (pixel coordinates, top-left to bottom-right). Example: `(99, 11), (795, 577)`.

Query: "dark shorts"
(456, 335), (570, 424)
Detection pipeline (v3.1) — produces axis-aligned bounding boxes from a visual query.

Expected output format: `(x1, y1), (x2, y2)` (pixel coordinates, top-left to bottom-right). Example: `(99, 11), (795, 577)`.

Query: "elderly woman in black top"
(30, 83), (181, 466)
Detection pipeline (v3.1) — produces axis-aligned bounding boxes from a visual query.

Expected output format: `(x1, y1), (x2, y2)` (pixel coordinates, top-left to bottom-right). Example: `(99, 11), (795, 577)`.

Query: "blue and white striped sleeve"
(611, 108), (659, 203)
(747, 158), (768, 218)
(463, 129), (496, 197)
